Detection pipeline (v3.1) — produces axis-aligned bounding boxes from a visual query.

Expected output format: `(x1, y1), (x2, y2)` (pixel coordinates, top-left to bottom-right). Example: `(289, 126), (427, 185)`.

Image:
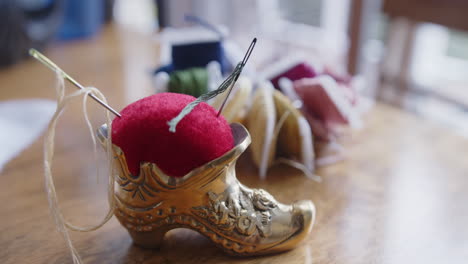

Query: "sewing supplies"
(36, 67), (115, 264)
(270, 62), (317, 89)
(210, 76), (252, 123)
(245, 82), (277, 179)
(154, 60), (223, 95)
(154, 26), (229, 75)
(29, 49), (121, 117)
(168, 68), (209, 97)
(216, 38), (255, 115)
(167, 38), (256, 132)
(111, 93), (233, 177)
(245, 81), (318, 180)
(172, 41), (228, 73)
(294, 75), (360, 130)
(106, 40), (314, 258)
(278, 77), (331, 141)
(118, 37), (256, 177)
(99, 119), (316, 258)
(276, 77), (348, 166)
(29, 37), (317, 262)
(258, 54), (363, 142)
(273, 89), (315, 173)
(259, 56), (321, 89)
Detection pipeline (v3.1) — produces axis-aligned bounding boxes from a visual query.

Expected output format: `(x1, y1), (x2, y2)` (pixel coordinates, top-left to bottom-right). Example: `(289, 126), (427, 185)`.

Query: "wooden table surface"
(2, 25), (468, 264)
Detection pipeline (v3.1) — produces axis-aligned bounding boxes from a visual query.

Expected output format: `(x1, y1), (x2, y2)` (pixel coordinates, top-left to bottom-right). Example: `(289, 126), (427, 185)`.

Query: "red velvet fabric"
(111, 93), (234, 177)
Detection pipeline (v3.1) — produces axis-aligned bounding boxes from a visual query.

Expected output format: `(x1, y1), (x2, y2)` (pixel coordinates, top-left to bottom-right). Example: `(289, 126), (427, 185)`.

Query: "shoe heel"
(128, 229), (167, 249)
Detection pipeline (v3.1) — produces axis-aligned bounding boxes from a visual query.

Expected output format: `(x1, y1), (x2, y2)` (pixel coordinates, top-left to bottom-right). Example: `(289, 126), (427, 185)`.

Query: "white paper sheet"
(0, 99), (55, 172)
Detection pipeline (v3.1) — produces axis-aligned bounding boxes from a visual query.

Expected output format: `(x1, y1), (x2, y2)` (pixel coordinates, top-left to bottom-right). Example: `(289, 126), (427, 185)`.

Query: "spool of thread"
(270, 62), (317, 89)
(168, 68), (208, 97)
(153, 41), (228, 75)
(293, 76), (356, 126)
(154, 64), (174, 74)
(172, 41), (228, 74)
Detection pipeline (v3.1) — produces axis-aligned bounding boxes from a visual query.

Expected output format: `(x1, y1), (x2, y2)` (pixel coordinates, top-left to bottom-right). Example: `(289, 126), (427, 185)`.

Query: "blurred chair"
(384, 0), (468, 32)
(379, 0), (468, 105)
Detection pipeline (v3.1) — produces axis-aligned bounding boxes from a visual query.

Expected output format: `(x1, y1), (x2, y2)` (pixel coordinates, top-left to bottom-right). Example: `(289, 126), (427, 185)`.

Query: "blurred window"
(411, 23), (468, 105)
(447, 29), (468, 61)
(278, 0), (322, 26)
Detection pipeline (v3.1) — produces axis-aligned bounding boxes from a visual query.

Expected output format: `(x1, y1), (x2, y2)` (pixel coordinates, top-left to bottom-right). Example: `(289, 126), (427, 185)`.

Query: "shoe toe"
(292, 200), (316, 236)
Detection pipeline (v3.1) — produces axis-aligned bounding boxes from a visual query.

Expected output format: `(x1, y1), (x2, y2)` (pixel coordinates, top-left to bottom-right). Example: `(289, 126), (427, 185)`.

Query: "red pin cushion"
(111, 93), (234, 177)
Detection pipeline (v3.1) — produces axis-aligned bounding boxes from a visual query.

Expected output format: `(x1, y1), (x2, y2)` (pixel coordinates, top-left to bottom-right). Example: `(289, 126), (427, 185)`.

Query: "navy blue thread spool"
(154, 16), (229, 75)
(172, 41), (228, 73)
(154, 40), (228, 75)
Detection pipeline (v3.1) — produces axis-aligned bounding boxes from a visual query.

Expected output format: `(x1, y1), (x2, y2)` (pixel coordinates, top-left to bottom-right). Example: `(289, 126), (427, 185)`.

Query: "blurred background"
(1, 0), (468, 136)
(2, 2), (468, 263)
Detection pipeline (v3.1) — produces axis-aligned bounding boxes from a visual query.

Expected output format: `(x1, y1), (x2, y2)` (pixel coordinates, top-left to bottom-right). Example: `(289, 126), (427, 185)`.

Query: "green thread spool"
(168, 38), (256, 133)
(168, 68), (208, 97)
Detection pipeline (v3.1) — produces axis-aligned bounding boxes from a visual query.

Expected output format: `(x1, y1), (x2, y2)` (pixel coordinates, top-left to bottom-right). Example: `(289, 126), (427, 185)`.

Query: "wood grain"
(383, 0), (468, 32)
(2, 25), (468, 264)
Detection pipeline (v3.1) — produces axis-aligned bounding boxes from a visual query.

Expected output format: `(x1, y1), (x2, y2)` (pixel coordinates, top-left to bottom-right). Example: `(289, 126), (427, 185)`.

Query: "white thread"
(258, 82), (276, 180)
(44, 71), (116, 264)
(273, 110), (291, 140)
(275, 158), (321, 182)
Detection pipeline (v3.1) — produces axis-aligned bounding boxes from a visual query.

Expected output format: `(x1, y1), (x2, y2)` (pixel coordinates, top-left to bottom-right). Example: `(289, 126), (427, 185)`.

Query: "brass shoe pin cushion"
(33, 39), (315, 261)
(98, 92), (316, 256)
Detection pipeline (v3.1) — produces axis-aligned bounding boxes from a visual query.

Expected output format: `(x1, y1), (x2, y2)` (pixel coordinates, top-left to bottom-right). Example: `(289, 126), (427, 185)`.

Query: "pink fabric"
(323, 67), (357, 105)
(323, 67), (351, 85)
(270, 62), (317, 89)
(294, 78), (347, 124)
(294, 78), (349, 140)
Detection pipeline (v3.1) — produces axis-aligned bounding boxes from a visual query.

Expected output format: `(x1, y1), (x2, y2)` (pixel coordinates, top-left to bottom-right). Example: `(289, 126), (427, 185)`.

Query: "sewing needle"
(29, 49), (122, 118)
(217, 38), (257, 117)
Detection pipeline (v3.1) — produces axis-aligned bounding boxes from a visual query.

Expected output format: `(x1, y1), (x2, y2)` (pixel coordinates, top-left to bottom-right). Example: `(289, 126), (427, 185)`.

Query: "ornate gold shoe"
(97, 123), (315, 256)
